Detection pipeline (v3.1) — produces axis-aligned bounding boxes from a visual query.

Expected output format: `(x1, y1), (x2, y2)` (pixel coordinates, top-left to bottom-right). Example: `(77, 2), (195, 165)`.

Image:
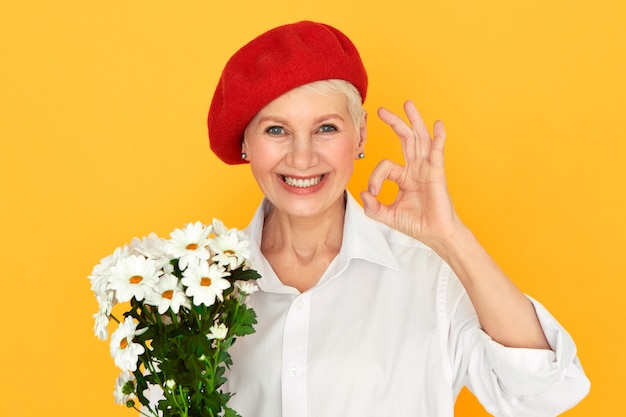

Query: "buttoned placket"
(281, 293), (311, 417)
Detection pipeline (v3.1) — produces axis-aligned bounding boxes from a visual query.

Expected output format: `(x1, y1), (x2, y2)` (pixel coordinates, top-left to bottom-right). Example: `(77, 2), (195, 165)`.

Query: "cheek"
(249, 156), (273, 179)
(328, 139), (359, 163)
(248, 162), (276, 195)
(247, 145), (280, 184)
(246, 139), (277, 164)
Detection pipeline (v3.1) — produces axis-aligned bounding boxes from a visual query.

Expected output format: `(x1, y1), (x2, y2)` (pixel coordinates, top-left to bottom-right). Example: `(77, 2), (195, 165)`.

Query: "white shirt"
(223, 193), (590, 417)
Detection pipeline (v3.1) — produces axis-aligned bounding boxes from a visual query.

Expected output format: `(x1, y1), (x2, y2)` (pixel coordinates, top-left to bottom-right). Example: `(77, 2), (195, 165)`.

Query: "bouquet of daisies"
(88, 219), (260, 417)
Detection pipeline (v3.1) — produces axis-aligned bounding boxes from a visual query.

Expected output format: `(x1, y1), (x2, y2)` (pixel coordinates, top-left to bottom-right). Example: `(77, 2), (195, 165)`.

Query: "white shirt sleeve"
(444, 271), (591, 417)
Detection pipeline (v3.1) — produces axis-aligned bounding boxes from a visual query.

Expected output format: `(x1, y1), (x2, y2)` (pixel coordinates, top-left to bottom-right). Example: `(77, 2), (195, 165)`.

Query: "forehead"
(253, 87), (349, 121)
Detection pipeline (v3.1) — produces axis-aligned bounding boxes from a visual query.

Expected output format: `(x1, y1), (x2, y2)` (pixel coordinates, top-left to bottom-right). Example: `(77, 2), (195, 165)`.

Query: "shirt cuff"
(479, 296), (578, 396)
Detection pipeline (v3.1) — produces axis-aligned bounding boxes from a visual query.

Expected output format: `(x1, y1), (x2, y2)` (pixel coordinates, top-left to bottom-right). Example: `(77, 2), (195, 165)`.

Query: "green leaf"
(230, 267), (261, 282)
(223, 405), (243, 417)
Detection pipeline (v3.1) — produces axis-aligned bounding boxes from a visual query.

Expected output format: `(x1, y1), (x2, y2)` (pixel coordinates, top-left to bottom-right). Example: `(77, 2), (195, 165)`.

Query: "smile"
(282, 175), (324, 188)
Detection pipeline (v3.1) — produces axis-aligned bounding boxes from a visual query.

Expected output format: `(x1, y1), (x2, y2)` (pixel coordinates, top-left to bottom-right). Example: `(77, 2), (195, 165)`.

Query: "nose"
(287, 135), (318, 170)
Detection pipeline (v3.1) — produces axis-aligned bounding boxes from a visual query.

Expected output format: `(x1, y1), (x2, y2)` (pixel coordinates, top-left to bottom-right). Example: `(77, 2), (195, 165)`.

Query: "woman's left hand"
(360, 100), (463, 249)
(362, 101), (552, 350)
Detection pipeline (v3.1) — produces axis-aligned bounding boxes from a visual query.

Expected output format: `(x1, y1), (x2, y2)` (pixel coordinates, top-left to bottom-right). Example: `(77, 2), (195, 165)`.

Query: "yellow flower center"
(129, 275), (143, 284)
(186, 243), (198, 250)
(162, 290), (174, 300)
(120, 338), (129, 349)
(201, 277), (212, 286)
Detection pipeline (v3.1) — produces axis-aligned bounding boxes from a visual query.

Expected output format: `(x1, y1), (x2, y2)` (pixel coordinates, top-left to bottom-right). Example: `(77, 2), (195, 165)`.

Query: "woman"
(207, 21), (589, 416)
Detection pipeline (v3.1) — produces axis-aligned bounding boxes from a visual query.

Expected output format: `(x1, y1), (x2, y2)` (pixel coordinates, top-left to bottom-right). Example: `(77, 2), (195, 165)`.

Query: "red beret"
(207, 21), (368, 165)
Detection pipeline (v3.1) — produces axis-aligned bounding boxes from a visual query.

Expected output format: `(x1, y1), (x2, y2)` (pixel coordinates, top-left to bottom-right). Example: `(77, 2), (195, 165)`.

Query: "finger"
(430, 120), (447, 169)
(367, 159), (404, 197)
(403, 100), (432, 159)
(360, 189), (395, 227)
(377, 106), (417, 162)
(360, 189), (383, 218)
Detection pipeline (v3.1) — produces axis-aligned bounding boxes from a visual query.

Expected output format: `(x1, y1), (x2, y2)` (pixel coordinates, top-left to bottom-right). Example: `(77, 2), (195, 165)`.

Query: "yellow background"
(1, 0), (623, 415)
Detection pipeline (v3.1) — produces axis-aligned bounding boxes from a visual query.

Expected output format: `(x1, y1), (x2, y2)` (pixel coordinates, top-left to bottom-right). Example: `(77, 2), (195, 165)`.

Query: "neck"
(262, 196), (346, 256)
(260, 195), (346, 291)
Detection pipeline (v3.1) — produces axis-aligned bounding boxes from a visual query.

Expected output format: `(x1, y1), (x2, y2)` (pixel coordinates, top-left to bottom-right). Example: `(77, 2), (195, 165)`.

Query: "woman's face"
(242, 86), (366, 220)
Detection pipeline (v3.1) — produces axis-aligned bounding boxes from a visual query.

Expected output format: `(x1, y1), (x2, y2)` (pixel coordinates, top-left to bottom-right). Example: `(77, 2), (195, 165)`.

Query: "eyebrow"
(256, 113), (346, 125)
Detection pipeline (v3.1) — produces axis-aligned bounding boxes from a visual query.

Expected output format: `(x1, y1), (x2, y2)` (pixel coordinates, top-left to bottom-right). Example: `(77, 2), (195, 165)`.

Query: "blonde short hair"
(297, 79), (366, 129)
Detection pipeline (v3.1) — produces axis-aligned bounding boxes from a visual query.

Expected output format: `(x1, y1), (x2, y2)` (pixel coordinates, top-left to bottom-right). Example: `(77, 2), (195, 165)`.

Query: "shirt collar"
(339, 192), (399, 272)
(244, 192), (400, 293)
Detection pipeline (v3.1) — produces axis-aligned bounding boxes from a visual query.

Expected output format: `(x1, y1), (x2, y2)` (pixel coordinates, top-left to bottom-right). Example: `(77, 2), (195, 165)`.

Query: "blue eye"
(266, 126), (285, 135)
(319, 124), (337, 133)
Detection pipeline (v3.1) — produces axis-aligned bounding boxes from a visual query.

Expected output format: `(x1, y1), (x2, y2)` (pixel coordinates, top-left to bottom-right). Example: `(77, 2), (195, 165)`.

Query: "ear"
(357, 111), (368, 153)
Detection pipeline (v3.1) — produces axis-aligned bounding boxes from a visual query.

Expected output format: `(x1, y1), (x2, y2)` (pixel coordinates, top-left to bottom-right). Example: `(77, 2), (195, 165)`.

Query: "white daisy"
(145, 273), (191, 314)
(235, 281), (259, 297)
(92, 278), (116, 340)
(130, 233), (170, 269)
(110, 316), (148, 372)
(96, 279), (117, 310)
(207, 322), (228, 340)
(92, 290), (115, 334)
(211, 218), (229, 235)
(181, 262), (231, 307)
(209, 228), (251, 270)
(93, 309), (110, 340)
(89, 245), (130, 297)
(113, 370), (137, 405)
(108, 255), (162, 302)
(165, 221), (212, 270)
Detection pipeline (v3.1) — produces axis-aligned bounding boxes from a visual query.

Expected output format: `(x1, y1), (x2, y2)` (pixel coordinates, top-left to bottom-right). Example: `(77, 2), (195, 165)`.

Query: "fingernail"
(369, 184), (377, 196)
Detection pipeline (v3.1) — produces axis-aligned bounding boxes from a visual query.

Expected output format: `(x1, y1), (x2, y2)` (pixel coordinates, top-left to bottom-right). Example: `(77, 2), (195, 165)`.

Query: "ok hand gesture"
(360, 100), (463, 251)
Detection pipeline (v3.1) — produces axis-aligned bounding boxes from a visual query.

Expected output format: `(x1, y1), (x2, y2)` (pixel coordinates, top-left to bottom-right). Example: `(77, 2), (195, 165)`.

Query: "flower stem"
(169, 309), (179, 325)
(209, 339), (222, 393)
(174, 385), (189, 417)
(133, 405), (156, 417)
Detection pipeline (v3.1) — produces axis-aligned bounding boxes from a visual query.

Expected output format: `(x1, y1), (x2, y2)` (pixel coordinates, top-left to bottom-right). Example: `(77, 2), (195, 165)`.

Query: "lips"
(282, 175), (324, 188)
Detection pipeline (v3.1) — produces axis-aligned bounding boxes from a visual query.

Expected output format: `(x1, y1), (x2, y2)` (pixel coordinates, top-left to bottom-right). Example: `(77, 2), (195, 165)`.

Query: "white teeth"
(283, 175), (322, 188)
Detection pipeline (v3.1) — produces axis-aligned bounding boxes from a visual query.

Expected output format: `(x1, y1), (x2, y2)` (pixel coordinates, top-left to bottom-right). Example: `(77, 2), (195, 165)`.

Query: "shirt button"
(289, 368), (297, 377)
(296, 299), (304, 309)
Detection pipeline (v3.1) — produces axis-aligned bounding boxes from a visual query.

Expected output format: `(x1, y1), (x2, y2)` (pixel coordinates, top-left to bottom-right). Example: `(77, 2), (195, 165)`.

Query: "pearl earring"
(358, 152), (365, 159)
(241, 152), (248, 159)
